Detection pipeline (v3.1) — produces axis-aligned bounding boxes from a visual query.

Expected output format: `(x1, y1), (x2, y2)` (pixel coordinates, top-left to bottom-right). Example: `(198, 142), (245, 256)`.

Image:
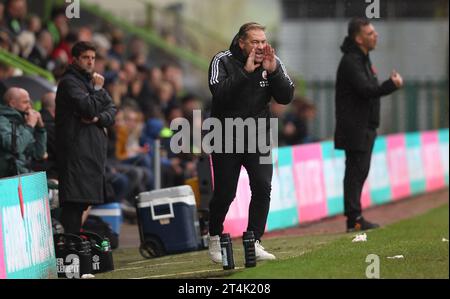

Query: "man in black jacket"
(207, 22), (294, 263)
(55, 41), (116, 234)
(335, 18), (403, 232)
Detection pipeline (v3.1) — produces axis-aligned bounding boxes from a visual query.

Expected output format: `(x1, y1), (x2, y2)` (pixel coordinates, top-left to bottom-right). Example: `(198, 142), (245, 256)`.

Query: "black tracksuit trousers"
(208, 152), (273, 240)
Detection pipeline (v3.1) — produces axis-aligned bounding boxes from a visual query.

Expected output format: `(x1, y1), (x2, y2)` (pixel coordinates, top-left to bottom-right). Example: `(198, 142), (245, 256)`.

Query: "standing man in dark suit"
(334, 18), (404, 232)
(55, 41), (116, 234)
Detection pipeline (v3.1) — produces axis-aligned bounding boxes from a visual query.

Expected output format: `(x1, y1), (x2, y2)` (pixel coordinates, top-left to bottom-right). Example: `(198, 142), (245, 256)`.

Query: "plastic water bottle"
(242, 231), (256, 268)
(101, 239), (111, 252)
(220, 233), (235, 270)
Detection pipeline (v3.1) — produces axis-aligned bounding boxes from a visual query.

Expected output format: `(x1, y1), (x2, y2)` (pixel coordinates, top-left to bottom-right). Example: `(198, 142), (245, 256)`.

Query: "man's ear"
(238, 38), (245, 50)
(354, 34), (363, 46)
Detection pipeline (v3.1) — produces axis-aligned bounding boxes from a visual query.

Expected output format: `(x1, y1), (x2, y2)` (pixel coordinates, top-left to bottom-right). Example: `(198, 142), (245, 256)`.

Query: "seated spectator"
(0, 2), (4, 27)
(108, 34), (125, 64)
(0, 87), (46, 178)
(0, 29), (12, 51)
(46, 7), (68, 47)
(51, 31), (77, 66)
(156, 80), (177, 116)
(161, 63), (184, 97)
(26, 13), (41, 34)
(27, 30), (54, 70)
(3, 0), (27, 38)
(283, 97), (318, 145)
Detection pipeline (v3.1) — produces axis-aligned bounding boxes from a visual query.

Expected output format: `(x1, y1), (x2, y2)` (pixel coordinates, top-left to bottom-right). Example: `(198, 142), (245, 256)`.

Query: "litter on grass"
(352, 233), (367, 242)
(387, 255), (404, 259)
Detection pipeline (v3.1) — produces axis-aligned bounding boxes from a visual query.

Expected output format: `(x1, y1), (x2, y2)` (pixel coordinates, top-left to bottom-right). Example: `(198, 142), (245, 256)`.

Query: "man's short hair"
(71, 41), (97, 58)
(348, 17), (371, 40)
(238, 22), (266, 40)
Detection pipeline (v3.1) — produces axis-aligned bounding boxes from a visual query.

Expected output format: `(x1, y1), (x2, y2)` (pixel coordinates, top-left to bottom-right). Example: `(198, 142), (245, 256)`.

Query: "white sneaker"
(255, 240), (276, 261)
(208, 235), (222, 264)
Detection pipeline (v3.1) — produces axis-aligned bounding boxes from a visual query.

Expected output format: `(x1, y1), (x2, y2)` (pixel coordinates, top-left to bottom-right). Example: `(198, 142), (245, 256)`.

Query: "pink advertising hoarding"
(361, 180), (372, 209)
(223, 167), (252, 237)
(422, 131), (445, 191)
(387, 134), (411, 200)
(292, 144), (328, 223)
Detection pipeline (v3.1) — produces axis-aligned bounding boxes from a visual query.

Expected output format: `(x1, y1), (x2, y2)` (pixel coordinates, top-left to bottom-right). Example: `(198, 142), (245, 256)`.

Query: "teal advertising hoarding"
(0, 172), (56, 279)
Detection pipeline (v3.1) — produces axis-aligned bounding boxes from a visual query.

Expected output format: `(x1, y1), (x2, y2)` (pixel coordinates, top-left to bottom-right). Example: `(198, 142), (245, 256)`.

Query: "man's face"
(9, 0), (27, 19)
(73, 50), (96, 74)
(10, 91), (32, 113)
(239, 29), (267, 64)
(356, 24), (378, 52)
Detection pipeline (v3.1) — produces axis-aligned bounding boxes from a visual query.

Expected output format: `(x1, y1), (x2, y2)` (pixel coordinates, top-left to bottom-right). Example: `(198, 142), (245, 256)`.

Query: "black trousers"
(343, 132), (376, 221)
(61, 202), (90, 234)
(209, 152), (273, 240)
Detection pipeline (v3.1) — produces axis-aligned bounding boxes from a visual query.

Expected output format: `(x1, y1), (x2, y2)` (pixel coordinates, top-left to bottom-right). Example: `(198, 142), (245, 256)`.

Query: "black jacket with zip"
(334, 37), (398, 152)
(55, 65), (116, 205)
(208, 34), (294, 151)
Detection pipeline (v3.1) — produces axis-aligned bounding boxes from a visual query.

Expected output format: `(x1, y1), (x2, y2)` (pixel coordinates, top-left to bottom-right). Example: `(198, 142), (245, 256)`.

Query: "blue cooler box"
(89, 202), (122, 235)
(136, 185), (201, 255)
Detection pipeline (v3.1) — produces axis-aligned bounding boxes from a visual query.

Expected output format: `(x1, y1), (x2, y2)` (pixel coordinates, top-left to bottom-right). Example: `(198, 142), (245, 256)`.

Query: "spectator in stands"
(77, 26), (93, 42)
(55, 41), (116, 234)
(107, 109), (151, 216)
(27, 30), (54, 70)
(108, 35), (125, 64)
(156, 80), (177, 116)
(118, 106), (153, 189)
(52, 31), (77, 66)
(26, 14), (41, 34)
(161, 63), (184, 97)
(0, 2), (5, 27)
(51, 31), (78, 79)
(3, 0), (27, 37)
(0, 29), (12, 51)
(46, 7), (68, 47)
(0, 87), (46, 178)
(282, 97), (318, 145)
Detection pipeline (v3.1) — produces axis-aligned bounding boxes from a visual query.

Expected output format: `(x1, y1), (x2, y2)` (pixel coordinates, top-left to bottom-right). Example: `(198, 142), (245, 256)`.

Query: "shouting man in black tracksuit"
(335, 18), (403, 232)
(207, 22), (294, 263)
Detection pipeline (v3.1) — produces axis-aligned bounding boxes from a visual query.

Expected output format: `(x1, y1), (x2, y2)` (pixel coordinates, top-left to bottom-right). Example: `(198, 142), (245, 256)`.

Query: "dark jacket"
(208, 34), (294, 150)
(0, 104), (46, 177)
(55, 65), (116, 205)
(334, 37), (398, 152)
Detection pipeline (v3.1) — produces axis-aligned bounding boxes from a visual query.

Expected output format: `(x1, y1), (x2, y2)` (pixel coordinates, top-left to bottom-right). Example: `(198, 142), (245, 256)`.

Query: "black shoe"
(347, 216), (380, 232)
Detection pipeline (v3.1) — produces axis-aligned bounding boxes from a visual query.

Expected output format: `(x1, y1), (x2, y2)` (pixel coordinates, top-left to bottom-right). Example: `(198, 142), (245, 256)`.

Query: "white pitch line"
(127, 260), (194, 266)
(114, 266), (144, 272)
(132, 267), (244, 279)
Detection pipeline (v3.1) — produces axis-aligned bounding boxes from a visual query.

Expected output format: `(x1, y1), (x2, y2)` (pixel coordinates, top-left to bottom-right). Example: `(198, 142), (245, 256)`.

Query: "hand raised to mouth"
(244, 48), (261, 73)
(262, 44), (277, 74)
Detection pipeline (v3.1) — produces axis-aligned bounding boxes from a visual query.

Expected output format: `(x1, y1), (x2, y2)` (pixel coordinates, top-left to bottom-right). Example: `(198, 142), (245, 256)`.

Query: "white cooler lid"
(137, 185), (196, 208)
